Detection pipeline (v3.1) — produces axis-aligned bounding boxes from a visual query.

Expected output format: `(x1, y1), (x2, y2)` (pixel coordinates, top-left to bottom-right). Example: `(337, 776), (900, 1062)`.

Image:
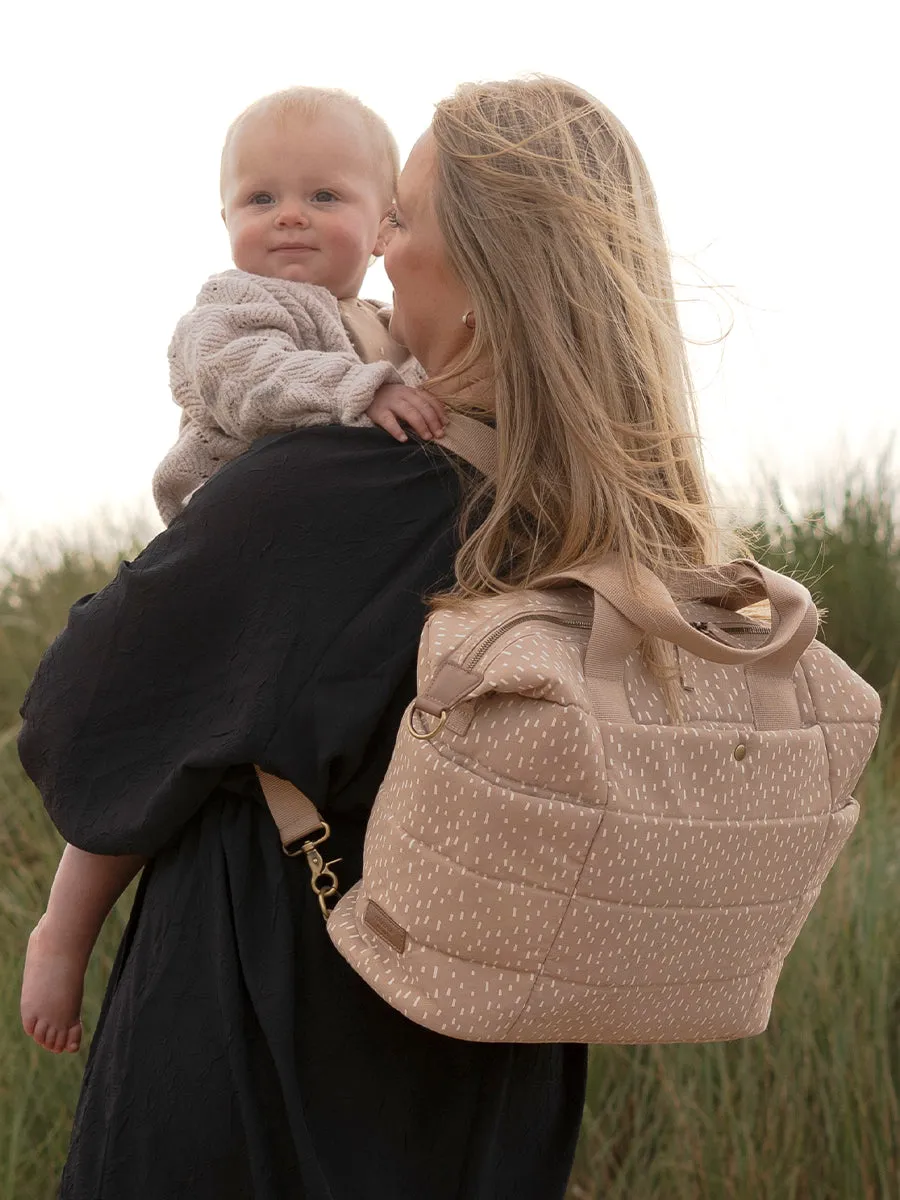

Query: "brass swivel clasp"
(284, 822), (342, 920)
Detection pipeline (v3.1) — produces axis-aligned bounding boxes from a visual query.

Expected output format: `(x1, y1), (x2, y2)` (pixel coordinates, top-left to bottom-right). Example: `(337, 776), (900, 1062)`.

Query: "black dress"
(19, 426), (587, 1200)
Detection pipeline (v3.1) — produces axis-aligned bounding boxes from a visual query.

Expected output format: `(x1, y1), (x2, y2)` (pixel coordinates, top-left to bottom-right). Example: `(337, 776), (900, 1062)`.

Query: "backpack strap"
(439, 413), (499, 479)
(253, 412), (496, 920)
(255, 767), (324, 846)
(254, 767), (341, 919)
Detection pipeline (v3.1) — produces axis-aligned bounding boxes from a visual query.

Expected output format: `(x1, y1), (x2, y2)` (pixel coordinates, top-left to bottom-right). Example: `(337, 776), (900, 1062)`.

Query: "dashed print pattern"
(604, 725), (832, 820)
(579, 810), (838, 907)
(329, 582), (881, 1044)
(375, 734), (601, 893)
(443, 695), (603, 805)
(546, 891), (813, 988)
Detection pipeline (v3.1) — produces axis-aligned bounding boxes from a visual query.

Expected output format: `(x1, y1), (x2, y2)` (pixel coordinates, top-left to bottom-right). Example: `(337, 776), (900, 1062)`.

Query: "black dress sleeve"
(18, 427), (460, 856)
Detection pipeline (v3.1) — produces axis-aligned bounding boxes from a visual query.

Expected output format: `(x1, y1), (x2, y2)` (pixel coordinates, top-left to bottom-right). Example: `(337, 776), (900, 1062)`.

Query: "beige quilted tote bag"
(258, 417), (882, 1044)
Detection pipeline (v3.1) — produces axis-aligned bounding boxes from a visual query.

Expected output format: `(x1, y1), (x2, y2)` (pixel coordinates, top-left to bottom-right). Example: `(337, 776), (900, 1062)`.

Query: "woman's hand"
(367, 383), (446, 443)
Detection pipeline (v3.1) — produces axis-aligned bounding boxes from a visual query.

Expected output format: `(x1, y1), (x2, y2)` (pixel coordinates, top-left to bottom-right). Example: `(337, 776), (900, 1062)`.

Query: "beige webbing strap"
(255, 767), (341, 919)
(439, 413), (499, 480)
(254, 767), (325, 847)
(558, 556), (818, 731)
(338, 297), (412, 373)
(250, 415), (498, 915)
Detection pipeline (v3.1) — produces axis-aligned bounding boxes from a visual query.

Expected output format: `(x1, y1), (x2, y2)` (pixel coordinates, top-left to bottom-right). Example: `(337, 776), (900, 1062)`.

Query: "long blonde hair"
(430, 77), (733, 605)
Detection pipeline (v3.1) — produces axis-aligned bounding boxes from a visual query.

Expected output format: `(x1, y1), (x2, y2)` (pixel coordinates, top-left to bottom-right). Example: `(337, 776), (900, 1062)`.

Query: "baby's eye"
(312, 190), (338, 203)
(248, 192), (275, 206)
(384, 208), (400, 228)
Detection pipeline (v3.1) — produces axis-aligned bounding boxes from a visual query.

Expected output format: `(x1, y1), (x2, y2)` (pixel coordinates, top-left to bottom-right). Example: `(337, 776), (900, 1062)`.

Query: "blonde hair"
(220, 86), (399, 203)
(431, 76), (736, 611)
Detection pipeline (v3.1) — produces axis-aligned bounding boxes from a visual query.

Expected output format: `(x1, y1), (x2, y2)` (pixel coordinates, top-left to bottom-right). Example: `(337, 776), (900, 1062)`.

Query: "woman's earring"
(462, 310), (476, 330)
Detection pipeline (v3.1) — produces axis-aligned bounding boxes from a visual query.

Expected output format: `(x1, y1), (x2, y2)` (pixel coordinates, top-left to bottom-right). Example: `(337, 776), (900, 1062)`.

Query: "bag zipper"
(461, 612), (769, 672)
(461, 612), (591, 670)
(689, 620), (769, 636)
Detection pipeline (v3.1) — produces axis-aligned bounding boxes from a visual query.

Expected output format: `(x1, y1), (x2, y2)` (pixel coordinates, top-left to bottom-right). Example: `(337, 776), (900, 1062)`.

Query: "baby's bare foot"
(21, 915), (86, 1053)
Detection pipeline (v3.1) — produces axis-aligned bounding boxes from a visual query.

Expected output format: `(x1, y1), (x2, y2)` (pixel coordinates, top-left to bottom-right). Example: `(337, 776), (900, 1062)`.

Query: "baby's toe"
(49, 1026), (69, 1054)
(43, 1024), (62, 1053)
(66, 1023), (83, 1053)
(32, 1018), (51, 1048)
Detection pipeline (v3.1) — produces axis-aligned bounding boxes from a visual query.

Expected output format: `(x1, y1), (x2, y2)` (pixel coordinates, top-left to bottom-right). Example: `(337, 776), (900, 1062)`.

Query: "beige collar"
(338, 298), (411, 371)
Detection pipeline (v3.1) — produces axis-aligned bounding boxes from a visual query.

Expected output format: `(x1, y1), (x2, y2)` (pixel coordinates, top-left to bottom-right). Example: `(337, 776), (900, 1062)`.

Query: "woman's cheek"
(389, 297), (418, 357)
(383, 240), (397, 284)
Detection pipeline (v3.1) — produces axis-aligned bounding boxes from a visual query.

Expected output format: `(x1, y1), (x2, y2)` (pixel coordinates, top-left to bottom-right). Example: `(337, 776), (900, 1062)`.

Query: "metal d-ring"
(407, 706), (448, 740)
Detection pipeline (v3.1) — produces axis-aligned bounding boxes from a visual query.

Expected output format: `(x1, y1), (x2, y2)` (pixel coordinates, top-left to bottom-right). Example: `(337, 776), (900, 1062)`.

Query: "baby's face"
(221, 110), (389, 298)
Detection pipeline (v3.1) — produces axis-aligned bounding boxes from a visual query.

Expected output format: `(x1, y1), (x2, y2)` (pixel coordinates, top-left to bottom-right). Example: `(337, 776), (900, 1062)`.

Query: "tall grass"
(567, 459), (900, 1199)
(0, 469), (897, 1199)
(746, 451), (900, 696)
(567, 719), (899, 1199)
(0, 542), (139, 1195)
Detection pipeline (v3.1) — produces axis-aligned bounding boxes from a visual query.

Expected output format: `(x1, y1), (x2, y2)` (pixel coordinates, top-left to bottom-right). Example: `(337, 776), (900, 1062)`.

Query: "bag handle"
(439, 416), (818, 730)
(567, 556), (817, 670)
(554, 557), (818, 730)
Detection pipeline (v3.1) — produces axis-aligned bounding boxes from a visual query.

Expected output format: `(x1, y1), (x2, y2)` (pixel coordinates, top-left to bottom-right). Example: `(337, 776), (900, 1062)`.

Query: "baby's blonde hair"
(220, 86), (399, 203)
(431, 76), (737, 597)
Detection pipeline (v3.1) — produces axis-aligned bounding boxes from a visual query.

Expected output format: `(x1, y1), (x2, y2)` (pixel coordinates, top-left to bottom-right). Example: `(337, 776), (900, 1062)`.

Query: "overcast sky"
(1, 0), (896, 548)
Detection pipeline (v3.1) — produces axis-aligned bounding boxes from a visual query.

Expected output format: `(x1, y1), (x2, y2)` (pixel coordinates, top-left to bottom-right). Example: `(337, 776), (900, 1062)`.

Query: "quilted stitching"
(329, 583), (881, 1043)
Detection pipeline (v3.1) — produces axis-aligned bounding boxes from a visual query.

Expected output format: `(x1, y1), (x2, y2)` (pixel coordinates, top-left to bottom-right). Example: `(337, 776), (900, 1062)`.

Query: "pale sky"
(1, 0), (897, 549)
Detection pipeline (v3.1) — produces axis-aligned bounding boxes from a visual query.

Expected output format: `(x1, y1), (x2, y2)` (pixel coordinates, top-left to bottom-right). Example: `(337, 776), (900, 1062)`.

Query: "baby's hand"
(367, 383), (446, 443)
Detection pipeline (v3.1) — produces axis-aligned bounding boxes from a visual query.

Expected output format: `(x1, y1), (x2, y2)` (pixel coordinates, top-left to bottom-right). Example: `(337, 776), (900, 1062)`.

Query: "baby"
(156, 85), (445, 523)
(21, 87), (443, 1054)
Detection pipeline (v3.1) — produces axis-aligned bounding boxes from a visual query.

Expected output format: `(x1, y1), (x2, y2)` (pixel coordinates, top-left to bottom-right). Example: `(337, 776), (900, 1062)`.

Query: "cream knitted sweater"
(153, 270), (418, 525)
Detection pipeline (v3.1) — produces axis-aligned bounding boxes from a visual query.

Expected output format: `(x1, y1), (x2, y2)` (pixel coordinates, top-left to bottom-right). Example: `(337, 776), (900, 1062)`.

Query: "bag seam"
(426, 656), (876, 730)
(502, 734), (613, 1038)
(391, 815), (834, 912)
(421, 736), (842, 825)
(375, 916), (791, 994)
(536, 963), (782, 990)
(431, 616), (592, 686)
(425, 734), (599, 805)
(755, 718), (849, 983)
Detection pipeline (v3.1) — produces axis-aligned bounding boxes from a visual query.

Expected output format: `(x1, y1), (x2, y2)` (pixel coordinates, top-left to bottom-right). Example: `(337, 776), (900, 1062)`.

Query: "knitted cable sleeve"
(153, 272), (402, 525)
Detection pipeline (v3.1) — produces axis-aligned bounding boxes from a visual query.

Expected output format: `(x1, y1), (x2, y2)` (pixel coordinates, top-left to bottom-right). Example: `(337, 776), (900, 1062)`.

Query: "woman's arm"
(19, 427), (460, 856)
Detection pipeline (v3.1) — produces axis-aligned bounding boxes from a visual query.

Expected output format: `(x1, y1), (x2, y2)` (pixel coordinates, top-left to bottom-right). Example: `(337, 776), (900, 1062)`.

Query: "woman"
(20, 77), (718, 1198)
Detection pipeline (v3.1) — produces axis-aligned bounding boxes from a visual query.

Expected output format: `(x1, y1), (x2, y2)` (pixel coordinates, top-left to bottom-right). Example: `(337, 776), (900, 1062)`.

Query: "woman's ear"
(371, 206), (395, 259)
